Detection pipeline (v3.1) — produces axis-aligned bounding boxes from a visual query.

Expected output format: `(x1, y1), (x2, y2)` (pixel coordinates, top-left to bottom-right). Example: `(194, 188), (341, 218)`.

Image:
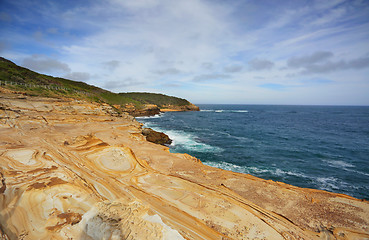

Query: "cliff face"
(116, 103), (161, 117)
(160, 103), (200, 112)
(0, 89), (368, 240)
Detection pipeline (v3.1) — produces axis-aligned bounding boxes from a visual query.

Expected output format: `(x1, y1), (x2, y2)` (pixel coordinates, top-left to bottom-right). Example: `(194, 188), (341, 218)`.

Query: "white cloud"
(287, 52), (369, 74)
(248, 59), (274, 71)
(287, 51), (334, 68)
(192, 74), (231, 82)
(153, 68), (181, 75)
(224, 65), (243, 73)
(2, 0), (369, 104)
(22, 55), (71, 74)
(64, 72), (91, 81)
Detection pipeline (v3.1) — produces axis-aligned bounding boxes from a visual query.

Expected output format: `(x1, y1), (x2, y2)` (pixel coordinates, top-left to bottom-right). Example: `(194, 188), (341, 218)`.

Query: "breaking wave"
(203, 161), (355, 194)
(135, 113), (164, 119)
(141, 122), (223, 153)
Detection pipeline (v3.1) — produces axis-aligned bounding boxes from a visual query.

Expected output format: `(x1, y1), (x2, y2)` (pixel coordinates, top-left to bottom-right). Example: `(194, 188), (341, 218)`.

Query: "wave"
(322, 159), (355, 169)
(321, 160), (369, 177)
(315, 176), (358, 192)
(204, 162), (309, 178)
(165, 130), (223, 153)
(200, 110), (249, 113)
(203, 161), (273, 175)
(139, 123), (223, 153)
(203, 161), (358, 194)
(135, 113), (164, 119)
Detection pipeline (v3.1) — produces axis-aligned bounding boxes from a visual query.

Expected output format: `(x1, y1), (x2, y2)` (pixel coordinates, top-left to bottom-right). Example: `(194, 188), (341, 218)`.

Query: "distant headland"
(0, 57), (199, 117)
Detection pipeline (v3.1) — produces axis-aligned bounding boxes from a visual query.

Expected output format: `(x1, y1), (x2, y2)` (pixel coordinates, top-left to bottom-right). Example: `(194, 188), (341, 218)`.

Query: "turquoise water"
(136, 104), (369, 200)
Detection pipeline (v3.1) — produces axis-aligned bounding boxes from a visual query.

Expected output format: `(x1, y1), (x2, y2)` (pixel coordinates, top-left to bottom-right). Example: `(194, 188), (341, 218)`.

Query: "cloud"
(300, 78), (334, 85)
(287, 52), (369, 74)
(259, 83), (286, 91)
(64, 72), (91, 81)
(22, 55), (91, 81)
(348, 57), (369, 69)
(0, 12), (11, 22)
(248, 59), (274, 71)
(0, 41), (9, 53)
(103, 78), (145, 90)
(287, 51), (334, 68)
(33, 31), (43, 42)
(302, 57), (369, 74)
(311, 7), (346, 26)
(224, 64), (243, 73)
(2, 0), (369, 105)
(22, 55), (71, 73)
(201, 62), (213, 69)
(192, 73), (231, 82)
(153, 68), (181, 75)
(46, 28), (58, 34)
(165, 83), (182, 88)
(102, 60), (120, 71)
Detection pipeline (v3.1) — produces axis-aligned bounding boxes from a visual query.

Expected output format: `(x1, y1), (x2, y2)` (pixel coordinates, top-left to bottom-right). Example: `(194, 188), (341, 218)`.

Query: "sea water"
(136, 104), (369, 200)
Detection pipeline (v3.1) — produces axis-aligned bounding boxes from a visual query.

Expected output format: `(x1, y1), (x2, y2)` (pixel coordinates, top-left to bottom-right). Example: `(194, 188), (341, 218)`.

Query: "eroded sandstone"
(0, 90), (368, 239)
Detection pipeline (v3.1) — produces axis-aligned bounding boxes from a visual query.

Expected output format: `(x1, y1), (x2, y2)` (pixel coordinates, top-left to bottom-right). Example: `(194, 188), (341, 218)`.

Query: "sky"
(1, 0), (369, 105)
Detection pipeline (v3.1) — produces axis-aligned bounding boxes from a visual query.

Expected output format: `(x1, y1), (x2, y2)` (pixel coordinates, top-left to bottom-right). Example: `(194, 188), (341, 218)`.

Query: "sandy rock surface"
(0, 91), (368, 239)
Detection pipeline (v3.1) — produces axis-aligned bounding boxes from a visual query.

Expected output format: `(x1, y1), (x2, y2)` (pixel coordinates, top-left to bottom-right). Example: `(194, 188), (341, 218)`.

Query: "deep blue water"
(136, 104), (369, 200)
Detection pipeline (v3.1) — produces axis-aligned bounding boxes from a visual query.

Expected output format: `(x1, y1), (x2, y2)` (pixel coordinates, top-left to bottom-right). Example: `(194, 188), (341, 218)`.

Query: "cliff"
(0, 89), (368, 239)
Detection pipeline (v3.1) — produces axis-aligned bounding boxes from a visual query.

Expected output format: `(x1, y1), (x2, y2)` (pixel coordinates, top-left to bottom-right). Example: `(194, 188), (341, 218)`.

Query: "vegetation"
(0, 57), (192, 109)
(122, 92), (190, 107)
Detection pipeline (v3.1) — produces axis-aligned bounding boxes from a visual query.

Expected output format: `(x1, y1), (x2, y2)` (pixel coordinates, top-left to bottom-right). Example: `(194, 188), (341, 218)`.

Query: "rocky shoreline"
(120, 103), (200, 117)
(0, 90), (368, 239)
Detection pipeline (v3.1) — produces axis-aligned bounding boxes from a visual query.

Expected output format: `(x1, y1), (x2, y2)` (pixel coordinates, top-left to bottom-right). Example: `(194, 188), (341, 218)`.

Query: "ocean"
(136, 104), (369, 200)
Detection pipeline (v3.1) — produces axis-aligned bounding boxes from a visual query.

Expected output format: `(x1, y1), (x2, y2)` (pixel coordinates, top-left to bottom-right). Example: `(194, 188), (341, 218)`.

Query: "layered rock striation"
(0, 90), (368, 239)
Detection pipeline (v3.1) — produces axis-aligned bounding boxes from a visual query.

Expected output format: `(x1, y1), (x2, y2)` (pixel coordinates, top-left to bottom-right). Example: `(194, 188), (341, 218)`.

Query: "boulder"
(142, 128), (172, 146)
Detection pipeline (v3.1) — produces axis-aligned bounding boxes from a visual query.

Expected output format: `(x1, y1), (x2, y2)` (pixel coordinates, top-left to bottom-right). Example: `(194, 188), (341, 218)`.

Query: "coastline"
(1, 91), (368, 239)
(139, 104), (369, 200)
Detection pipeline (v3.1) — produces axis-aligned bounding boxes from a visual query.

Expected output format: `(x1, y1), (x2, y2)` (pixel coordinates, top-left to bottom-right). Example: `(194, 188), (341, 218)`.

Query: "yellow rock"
(0, 91), (368, 239)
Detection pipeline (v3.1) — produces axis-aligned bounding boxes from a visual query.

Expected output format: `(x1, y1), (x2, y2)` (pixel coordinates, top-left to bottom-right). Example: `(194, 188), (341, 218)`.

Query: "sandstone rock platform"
(0, 90), (368, 239)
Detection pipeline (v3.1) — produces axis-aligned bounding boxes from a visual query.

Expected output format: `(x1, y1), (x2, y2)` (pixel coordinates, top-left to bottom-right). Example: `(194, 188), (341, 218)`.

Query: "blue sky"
(1, 0), (369, 105)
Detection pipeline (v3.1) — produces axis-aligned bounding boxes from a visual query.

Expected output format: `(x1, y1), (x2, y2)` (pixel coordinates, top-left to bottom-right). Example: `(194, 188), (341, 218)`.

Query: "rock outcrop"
(160, 103), (200, 112)
(121, 103), (200, 116)
(121, 104), (161, 117)
(0, 90), (368, 239)
(142, 128), (172, 146)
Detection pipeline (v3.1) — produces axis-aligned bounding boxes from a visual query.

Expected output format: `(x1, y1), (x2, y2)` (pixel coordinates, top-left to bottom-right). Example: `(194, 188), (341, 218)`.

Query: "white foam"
(201, 109), (248, 113)
(205, 161), (265, 175)
(137, 123), (223, 153)
(232, 110), (249, 113)
(323, 159), (355, 169)
(204, 161), (248, 173)
(354, 170), (369, 177)
(272, 168), (309, 178)
(165, 130), (223, 153)
(315, 177), (340, 191)
(135, 113), (164, 119)
(204, 162), (310, 179)
(204, 161), (359, 196)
